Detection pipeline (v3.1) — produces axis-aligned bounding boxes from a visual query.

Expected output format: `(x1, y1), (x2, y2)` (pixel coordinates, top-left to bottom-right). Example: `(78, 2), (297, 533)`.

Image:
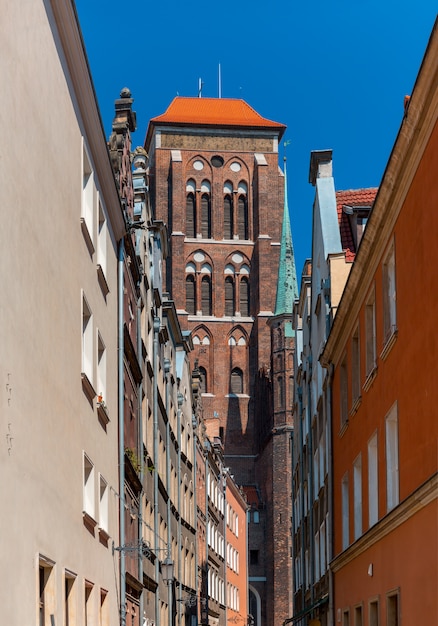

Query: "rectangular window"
(85, 581), (94, 626)
(250, 550), (259, 565)
(39, 556), (56, 626)
(368, 432), (378, 527)
(100, 589), (108, 626)
(369, 599), (379, 626)
(65, 571), (77, 626)
(354, 605), (363, 626)
(352, 326), (361, 404)
(342, 472), (349, 550)
(387, 591), (399, 626)
(83, 453), (95, 520)
(82, 144), (95, 251)
(97, 333), (106, 403)
(353, 454), (362, 540)
(343, 610), (350, 626)
(340, 355), (348, 429)
(382, 242), (397, 344)
(82, 294), (93, 385)
(365, 289), (376, 376)
(320, 521), (326, 574)
(99, 475), (109, 533)
(97, 200), (108, 293)
(385, 403), (399, 511)
(314, 530), (320, 581)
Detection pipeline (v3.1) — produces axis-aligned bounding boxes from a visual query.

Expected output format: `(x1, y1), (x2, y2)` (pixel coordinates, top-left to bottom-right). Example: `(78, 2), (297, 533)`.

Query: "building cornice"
(321, 23), (438, 367)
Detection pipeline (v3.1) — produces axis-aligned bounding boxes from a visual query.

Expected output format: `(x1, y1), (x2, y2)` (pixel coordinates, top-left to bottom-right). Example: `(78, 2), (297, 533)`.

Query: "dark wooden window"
(225, 277), (235, 316)
(201, 194), (211, 238)
(237, 195), (248, 239)
(201, 276), (212, 315)
(230, 368), (243, 394)
(186, 193), (195, 238)
(224, 195), (233, 239)
(240, 277), (249, 316)
(186, 276), (196, 314)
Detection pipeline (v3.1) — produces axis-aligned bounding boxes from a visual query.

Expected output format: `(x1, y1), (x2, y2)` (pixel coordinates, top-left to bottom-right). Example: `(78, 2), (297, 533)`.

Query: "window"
(186, 276), (196, 314)
(343, 610), (350, 626)
(97, 200), (107, 285)
(186, 193), (196, 238)
(224, 194), (233, 239)
(97, 333), (106, 404)
(65, 571), (77, 626)
(83, 454), (95, 519)
(368, 432), (378, 527)
(354, 606), (363, 626)
(340, 355), (348, 429)
(99, 475), (109, 533)
(342, 472), (349, 550)
(82, 144), (94, 248)
(353, 454), (362, 540)
(199, 366), (207, 393)
(385, 403), (399, 511)
(85, 581), (94, 626)
(387, 592), (399, 626)
(383, 242), (397, 344)
(352, 326), (361, 405)
(237, 195), (248, 239)
(100, 589), (109, 626)
(365, 290), (376, 376)
(369, 599), (379, 626)
(201, 276), (212, 315)
(39, 557), (55, 626)
(250, 550), (259, 565)
(253, 510), (259, 524)
(240, 277), (250, 316)
(82, 294), (93, 385)
(201, 193), (211, 238)
(225, 277), (235, 316)
(230, 368), (243, 394)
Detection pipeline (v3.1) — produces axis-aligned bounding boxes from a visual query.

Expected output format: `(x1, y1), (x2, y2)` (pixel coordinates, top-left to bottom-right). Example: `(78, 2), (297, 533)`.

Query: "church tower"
(144, 97), (291, 626)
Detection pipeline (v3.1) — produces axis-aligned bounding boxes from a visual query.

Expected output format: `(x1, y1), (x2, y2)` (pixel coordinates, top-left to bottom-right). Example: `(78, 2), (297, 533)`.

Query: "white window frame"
(365, 288), (377, 377)
(382, 241), (397, 345)
(385, 403), (399, 511)
(342, 472), (349, 550)
(353, 454), (362, 540)
(82, 293), (94, 385)
(83, 453), (95, 520)
(99, 474), (109, 533)
(368, 432), (378, 527)
(82, 142), (95, 250)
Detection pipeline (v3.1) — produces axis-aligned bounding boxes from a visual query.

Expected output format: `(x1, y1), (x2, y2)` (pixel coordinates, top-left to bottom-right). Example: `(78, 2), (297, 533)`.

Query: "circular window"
(230, 162), (241, 172)
(193, 160), (204, 171)
(211, 155), (224, 168)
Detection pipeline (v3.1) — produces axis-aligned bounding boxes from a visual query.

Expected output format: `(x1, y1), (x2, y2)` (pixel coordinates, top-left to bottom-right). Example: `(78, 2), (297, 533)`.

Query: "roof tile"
(336, 188), (378, 261)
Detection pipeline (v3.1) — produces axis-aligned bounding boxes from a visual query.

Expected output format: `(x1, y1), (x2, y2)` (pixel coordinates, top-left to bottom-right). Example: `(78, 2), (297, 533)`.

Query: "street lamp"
(161, 556), (174, 586)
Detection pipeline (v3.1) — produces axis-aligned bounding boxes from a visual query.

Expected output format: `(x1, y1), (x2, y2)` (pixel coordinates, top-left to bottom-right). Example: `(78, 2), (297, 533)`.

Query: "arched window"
(186, 275), (196, 314)
(186, 193), (196, 238)
(238, 195), (248, 239)
(224, 195), (233, 239)
(277, 376), (284, 408)
(230, 368), (243, 394)
(201, 276), (212, 315)
(225, 277), (235, 316)
(240, 277), (250, 316)
(201, 193), (211, 238)
(199, 366), (207, 393)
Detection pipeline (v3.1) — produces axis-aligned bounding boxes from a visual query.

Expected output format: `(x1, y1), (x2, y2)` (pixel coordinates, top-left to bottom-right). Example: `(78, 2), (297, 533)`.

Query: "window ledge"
(380, 328), (398, 361)
(97, 402), (110, 426)
(83, 510), (97, 533)
(81, 218), (95, 256)
(97, 265), (110, 296)
(349, 396), (362, 417)
(81, 373), (96, 403)
(363, 366), (377, 392)
(338, 420), (349, 438)
(98, 527), (110, 544)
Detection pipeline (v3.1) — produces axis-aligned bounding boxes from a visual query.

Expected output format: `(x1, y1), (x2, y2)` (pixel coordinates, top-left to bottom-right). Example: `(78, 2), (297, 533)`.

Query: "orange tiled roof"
(149, 97), (286, 134)
(241, 485), (262, 507)
(336, 188), (378, 262)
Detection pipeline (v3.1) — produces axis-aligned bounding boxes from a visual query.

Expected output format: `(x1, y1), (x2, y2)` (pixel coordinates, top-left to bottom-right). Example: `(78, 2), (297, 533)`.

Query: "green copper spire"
(274, 157), (299, 317)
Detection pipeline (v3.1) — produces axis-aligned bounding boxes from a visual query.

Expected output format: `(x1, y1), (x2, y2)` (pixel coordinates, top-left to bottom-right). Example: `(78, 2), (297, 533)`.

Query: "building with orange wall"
(320, 20), (438, 626)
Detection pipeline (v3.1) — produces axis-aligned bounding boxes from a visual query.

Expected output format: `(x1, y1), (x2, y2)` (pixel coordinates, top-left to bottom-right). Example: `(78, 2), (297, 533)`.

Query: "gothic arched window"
(201, 276), (212, 315)
(186, 275), (196, 314)
(224, 195), (233, 239)
(186, 193), (196, 238)
(201, 193), (211, 239)
(240, 277), (249, 316)
(199, 366), (207, 393)
(237, 195), (248, 239)
(225, 277), (235, 316)
(230, 368), (243, 394)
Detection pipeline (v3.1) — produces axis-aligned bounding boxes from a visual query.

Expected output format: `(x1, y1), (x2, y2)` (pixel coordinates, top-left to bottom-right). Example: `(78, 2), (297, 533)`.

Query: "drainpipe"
(118, 239), (126, 626)
(137, 296), (144, 626)
(327, 363), (335, 626)
(153, 315), (161, 626)
(164, 357), (173, 626)
(298, 386), (306, 623)
(191, 407), (198, 626)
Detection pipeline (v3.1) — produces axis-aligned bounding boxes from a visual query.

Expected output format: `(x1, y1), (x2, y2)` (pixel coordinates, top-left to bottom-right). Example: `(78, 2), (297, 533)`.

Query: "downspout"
(191, 408), (198, 626)
(118, 239), (126, 626)
(298, 387), (305, 620)
(307, 372), (315, 614)
(327, 363), (335, 626)
(137, 296), (144, 626)
(153, 315), (161, 626)
(164, 357), (173, 626)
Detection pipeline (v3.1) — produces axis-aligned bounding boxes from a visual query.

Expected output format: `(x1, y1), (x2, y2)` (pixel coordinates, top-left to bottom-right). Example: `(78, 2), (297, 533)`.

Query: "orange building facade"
(321, 22), (438, 626)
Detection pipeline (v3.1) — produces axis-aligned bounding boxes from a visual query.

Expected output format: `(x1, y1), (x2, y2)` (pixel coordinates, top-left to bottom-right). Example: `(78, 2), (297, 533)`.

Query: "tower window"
(224, 195), (233, 239)
(186, 276), (196, 314)
(240, 277), (250, 316)
(237, 195), (248, 239)
(201, 193), (211, 238)
(201, 276), (212, 316)
(230, 368), (243, 394)
(225, 277), (235, 316)
(186, 193), (196, 238)
(199, 366), (207, 393)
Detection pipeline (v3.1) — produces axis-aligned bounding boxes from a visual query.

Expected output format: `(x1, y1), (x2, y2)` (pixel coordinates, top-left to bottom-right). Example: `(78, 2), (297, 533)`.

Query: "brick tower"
(144, 97), (292, 626)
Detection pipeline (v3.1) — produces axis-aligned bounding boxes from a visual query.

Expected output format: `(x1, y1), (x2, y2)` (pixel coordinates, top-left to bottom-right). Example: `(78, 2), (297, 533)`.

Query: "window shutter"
(201, 194), (211, 239)
(186, 194), (195, 238)
(240, 278), (249, 316)
(238, 196), (248, 239)
(186, 276), (195, 314)
(224, 195), (232, 239)
(225, 277), (235, 316)
(201, 277), (212, 315)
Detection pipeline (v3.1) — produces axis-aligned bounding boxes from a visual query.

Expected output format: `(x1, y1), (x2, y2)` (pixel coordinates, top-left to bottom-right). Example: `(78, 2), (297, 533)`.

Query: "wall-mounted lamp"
(161, 556), (174, 586)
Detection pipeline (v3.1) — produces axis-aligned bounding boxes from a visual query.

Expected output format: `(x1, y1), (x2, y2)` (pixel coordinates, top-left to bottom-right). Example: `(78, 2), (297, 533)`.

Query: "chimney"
(309, 149), (333, 186)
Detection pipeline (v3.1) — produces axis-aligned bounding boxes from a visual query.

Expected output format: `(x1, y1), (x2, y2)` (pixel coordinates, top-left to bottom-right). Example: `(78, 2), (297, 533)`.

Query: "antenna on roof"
(218, 63), (222, 98)
(198, 78), (204, 98)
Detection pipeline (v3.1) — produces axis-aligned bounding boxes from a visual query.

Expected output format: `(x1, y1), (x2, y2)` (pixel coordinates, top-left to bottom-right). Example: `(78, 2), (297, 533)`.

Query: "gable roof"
(336, 188), (378, 261)
(146, 97), (285, 145)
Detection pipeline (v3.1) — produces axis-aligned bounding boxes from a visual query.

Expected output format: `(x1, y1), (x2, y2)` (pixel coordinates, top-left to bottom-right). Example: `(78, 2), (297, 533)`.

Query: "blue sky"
(75, 1), (436, 277)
